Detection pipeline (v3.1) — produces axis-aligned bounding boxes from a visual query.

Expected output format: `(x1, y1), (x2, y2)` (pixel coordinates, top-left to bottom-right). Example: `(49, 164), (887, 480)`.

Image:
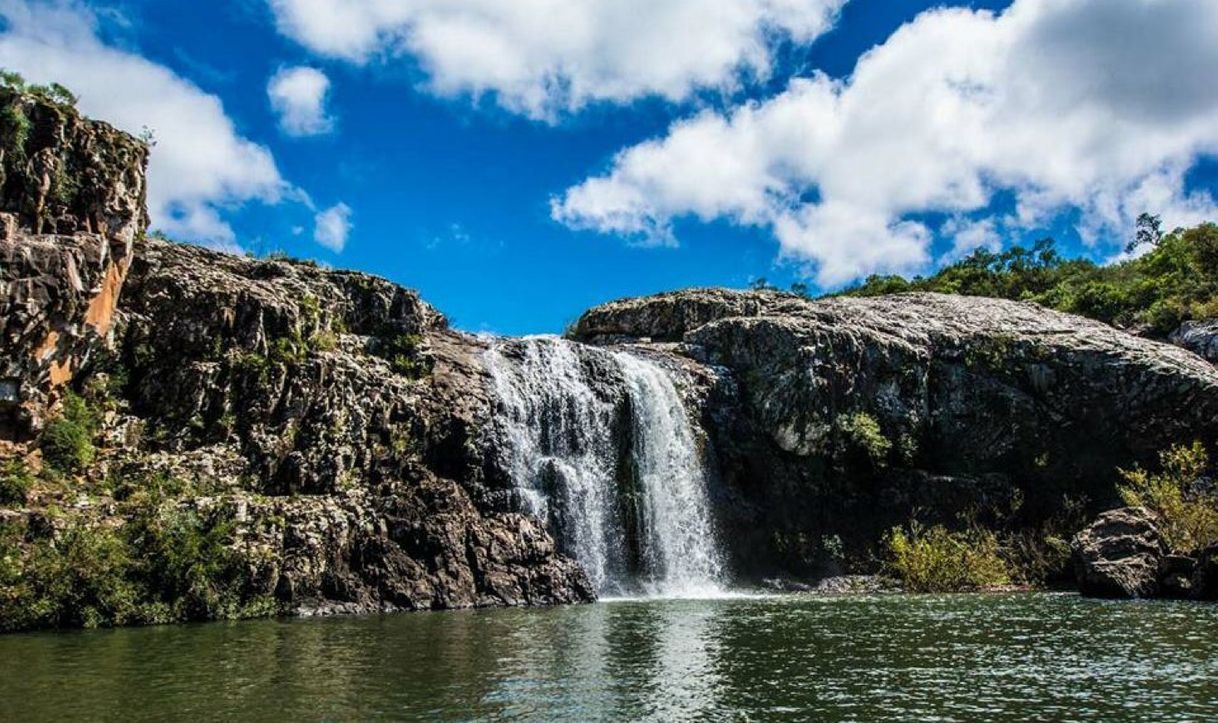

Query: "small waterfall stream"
(486, 336), (725, 597)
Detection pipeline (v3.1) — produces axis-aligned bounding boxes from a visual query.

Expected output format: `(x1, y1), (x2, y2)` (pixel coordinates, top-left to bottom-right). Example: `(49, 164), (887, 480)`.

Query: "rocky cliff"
(573, 289), (1218, 579)
(0, 93), (590, 629)
(0, 88), (148, 439)
(6, 95), (1218, 630)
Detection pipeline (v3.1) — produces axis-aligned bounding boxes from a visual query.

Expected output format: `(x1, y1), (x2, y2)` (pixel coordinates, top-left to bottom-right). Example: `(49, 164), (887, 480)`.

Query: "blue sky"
(2, 0), (1217, 333)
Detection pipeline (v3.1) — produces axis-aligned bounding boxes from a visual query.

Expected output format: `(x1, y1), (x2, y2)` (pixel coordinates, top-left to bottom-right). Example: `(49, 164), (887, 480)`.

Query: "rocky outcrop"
(92, 240), (595, 614)
(0, 94), (593, 626)
(573, 289), (1218, 580)
(1071, 508), (1165, 598)
(0, 89), (149, 439)
(1194, 545), (1218, 601)
(1170, 319), (1218, 363)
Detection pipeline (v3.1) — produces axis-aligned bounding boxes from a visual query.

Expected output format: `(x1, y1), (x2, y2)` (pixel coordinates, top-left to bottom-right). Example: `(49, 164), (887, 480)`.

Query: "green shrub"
(40, 392), (98, 475)
(0, 99), (30, 163)
(0, 495), (277, 631)
(838, 411), (892, 464)
(0, 459), (34, 505)
(125, 502), (250, 621)
(375, 331), (433, 379)
(1118, 442), (1218, 554)
(1, 523), (143, 631)
(884, 523), (1011, 593)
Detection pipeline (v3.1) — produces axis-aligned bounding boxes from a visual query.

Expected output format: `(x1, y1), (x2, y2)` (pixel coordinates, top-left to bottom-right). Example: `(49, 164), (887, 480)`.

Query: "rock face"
(0, 89), (148, 439)
(0, 97), (592, 624)
(1071, 508), (1165, 598)
(573, 289), (1218, 579)
(7, 97), (1218, 630)
(101, 240), (594, 613)
(1170, 319), (1218, 363)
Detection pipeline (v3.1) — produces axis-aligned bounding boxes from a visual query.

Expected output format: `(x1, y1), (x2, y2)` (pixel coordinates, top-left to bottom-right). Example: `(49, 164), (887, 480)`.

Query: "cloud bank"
(553, 0), (1218, 285)
(267, 0), (846, 119)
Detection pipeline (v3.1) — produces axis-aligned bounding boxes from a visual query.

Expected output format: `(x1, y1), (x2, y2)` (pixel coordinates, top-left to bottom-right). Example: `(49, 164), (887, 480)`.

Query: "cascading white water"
(616, 353), (724, 596)
(486, 335), (725, 597)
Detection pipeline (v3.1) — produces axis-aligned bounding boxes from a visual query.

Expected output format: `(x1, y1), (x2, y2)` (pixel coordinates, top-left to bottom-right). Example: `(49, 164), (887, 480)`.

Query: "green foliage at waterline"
(0, 482), (276, 632)
(1119, 442), (1218, 554)
(883, 523), (1011, 593)
(839, 220), (1218, 335)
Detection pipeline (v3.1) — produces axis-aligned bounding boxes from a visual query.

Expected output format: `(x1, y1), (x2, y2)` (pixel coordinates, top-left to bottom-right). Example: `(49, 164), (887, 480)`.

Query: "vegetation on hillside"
(837, 218), (1218, 336)
(0, 69), (78, 107)
(0, 461), (277, 632)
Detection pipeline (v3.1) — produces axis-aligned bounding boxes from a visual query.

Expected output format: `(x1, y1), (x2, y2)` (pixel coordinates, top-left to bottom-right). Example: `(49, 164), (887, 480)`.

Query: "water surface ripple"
(1, 593), (1215, 721)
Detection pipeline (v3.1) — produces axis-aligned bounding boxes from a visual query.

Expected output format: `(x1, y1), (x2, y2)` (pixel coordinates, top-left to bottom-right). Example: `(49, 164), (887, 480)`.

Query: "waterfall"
(486, 336), (725, 597)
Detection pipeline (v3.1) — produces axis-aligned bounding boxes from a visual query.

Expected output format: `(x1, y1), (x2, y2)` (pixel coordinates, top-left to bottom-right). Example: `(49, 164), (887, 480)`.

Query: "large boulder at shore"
(573, 289), (1218, 579)
(1071, 507), (1165, 598)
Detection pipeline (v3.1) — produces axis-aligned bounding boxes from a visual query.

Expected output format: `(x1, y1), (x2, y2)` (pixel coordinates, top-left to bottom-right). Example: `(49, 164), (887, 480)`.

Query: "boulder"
(1159, 555), (1197, 599)
(1071, 508), (1165, 598)
(1170, 319), (1218, 363)
(1192, 544), (1218, 601)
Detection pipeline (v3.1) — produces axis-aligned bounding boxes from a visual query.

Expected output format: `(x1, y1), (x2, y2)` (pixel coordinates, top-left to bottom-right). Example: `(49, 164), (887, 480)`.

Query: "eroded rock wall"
(0, 89), (148, 438)
(574, 289), (1218, 579)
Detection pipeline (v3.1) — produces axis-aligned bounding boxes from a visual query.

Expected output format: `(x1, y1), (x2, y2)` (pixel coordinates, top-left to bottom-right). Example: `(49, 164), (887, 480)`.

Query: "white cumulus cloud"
(553, 0), (1218, 285)
(268, 65), (334, 137)
(0, 0), (294, 245)
(313, 202), (352, 252)
(266, 0), (846, 119)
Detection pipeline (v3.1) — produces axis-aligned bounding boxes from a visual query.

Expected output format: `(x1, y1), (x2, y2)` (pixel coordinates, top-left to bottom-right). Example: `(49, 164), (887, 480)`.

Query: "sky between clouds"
(0, 0), (1215, 330)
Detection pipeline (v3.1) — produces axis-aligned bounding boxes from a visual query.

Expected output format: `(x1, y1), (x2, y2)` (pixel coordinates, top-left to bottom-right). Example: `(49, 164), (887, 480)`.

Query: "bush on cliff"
(840, 220), (1218, 336)
(1118, 442), (1218, 554)
(884, 523), (1011, 593)
(40, 392), (98, 476)
(0, 459), (34, 505)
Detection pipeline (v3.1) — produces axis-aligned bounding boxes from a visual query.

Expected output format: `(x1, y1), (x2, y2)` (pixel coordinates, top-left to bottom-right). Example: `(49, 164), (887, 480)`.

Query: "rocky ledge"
(573, 289), (1218, 580)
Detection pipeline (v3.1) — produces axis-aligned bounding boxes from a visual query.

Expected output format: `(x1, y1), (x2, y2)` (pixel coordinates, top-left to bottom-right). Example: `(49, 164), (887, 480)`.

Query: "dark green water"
(1, 593), (1215, 721)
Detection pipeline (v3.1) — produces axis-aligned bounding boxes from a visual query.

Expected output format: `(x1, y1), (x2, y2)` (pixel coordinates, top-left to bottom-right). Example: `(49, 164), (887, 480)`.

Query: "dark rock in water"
(1159, 555), (1197, 599)
(813, 575), (893, 595)
(761, 578), (815, 593)
(1170, 319), (1218, 363)
(1193, 545), (1218, 601)
(1071, 508), (1165, 599)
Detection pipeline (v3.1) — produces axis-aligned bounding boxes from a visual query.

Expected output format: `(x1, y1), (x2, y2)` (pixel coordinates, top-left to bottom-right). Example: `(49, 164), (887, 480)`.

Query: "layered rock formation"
(573, 289), (1218, 579)
(0, 88), (148, 439)
(1071, 507), (1166, 598)
(1072, 508), (1218, 600)
(6, 94), (1218, 630)
(0, 92), (591, 622)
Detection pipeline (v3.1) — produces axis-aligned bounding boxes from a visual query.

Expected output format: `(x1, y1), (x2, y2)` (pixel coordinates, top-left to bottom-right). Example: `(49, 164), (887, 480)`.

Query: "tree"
(1127, 212), (1163, 254)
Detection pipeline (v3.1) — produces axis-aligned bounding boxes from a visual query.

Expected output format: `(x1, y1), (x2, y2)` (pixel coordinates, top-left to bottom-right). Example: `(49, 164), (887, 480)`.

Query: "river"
(1, 593), (1215, 721)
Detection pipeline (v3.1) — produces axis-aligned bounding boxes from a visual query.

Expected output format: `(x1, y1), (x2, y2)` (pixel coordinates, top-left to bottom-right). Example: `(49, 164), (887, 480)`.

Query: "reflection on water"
(1, 593), (1216, 721)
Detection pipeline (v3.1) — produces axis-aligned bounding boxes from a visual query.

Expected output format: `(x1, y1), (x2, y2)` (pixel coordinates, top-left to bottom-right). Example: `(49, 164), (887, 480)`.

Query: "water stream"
(486, 336), (724, 597)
